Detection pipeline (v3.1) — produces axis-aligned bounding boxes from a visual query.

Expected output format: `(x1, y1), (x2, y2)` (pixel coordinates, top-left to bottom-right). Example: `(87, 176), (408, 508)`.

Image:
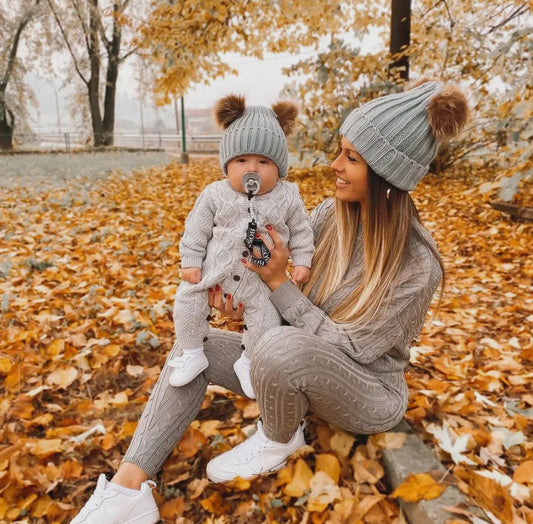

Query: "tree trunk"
(1, 12), (32, 150)
(88, 0), (105, 146)
(0, 103), (14, 150)
(389, 0), (411, 81)
(101, 2), (122, 147)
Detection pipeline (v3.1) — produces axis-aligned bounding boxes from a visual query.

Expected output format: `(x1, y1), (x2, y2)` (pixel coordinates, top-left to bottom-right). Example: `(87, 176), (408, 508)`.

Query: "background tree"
(282, 0), (531, 171)
(136, 0), (361, 105)
(0, 0), (43, 150)
(389, 0), (411, 82)
(45, 0), (142, 146)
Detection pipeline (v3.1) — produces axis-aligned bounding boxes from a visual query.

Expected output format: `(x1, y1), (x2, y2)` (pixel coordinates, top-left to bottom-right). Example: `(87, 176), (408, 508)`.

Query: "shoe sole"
(207, 459), (288, 484)
(122, 508), (160, 524)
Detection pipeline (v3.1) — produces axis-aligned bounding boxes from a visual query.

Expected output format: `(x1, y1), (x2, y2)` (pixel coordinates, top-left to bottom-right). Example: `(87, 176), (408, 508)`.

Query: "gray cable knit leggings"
(123, 326), (407, 477)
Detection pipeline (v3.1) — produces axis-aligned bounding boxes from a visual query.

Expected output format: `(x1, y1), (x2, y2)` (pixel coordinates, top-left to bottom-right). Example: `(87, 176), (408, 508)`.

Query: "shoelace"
(235, 434), (272, 459)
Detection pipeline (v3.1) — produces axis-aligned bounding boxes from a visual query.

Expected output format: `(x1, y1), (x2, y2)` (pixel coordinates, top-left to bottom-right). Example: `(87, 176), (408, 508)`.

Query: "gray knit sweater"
(269, 198), (443, 373)
(179, 179), (314, 278)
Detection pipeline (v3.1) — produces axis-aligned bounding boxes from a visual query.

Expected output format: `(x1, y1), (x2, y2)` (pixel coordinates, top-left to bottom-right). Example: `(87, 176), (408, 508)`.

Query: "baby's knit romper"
(173, 178), (314, 358)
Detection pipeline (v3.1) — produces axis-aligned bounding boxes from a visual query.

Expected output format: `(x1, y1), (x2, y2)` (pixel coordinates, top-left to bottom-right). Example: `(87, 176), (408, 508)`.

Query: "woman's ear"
(272, 101), (298, 136)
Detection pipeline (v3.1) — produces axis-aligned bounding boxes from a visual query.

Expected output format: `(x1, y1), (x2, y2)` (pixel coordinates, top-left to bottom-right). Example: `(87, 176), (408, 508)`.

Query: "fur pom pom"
(427, 84), (468, 141)
(215, 94), (246, 129)
(272, 101), (298, 136)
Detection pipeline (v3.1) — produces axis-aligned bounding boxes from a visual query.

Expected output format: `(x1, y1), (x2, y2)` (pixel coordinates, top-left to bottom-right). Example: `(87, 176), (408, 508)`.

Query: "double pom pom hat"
(215, 94), (298, 179)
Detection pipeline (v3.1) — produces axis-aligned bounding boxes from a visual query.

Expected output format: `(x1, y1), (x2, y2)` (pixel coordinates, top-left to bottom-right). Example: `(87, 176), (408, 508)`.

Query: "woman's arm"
(245, 226), (442, 366)
(269, 271), (439, 365)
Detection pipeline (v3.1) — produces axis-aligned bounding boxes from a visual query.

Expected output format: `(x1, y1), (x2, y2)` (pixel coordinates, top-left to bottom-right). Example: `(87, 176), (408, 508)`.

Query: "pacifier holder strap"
(245, 194), (271, 267)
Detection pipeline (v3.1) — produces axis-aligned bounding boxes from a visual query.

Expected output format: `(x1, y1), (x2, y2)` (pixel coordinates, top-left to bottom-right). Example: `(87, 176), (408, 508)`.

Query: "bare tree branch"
(486, 3), (528, 35)
(68, 0), (92, 54)
(1, 0), (42, 87)
(119, 45), (138, 62)
(46, 0), (89, 85)
(1, 17), (30, 88)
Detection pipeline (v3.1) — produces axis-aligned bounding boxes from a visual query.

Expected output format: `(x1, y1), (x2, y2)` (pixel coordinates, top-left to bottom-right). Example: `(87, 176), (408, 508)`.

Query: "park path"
(0, 150), (173, 191)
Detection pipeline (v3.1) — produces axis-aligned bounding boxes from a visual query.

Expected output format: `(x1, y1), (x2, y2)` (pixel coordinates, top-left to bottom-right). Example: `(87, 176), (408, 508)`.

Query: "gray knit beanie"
(215, 95), (298, 179)
(340, 80), (468, 191)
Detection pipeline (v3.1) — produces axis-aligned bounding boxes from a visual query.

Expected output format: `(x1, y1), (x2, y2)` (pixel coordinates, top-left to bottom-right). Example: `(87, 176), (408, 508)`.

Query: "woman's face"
(331, 137), (369, 204)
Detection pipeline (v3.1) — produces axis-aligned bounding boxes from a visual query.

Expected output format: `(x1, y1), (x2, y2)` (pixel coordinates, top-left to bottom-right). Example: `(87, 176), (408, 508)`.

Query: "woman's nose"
(331, 155), (342, 170)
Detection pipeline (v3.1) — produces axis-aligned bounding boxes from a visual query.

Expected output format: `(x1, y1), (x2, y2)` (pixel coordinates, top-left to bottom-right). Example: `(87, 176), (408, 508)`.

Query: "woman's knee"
(250, 326), (305, 360)
(249, 326), (311, 385)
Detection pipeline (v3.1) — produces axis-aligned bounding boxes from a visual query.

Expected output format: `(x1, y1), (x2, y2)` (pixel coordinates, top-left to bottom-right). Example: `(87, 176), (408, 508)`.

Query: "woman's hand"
(208, 285), (244, 320)
(243, 225), (290, 291)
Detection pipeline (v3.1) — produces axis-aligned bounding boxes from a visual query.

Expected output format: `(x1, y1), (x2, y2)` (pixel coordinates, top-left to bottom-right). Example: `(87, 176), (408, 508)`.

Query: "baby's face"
(227, 155), (279, 195)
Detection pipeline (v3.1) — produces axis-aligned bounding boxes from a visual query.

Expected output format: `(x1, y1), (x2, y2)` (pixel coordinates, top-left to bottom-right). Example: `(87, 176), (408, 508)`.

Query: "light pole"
(180, 96), (189, 164)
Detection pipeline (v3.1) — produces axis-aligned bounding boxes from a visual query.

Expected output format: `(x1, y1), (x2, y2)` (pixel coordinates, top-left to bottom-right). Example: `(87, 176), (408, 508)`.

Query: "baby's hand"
(182, 267), (201, 284)
(291, 266), (310, 284)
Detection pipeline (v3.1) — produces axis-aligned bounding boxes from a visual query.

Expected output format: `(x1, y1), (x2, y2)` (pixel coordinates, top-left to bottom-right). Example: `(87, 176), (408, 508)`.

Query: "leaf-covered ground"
(0, 158), (531, 523)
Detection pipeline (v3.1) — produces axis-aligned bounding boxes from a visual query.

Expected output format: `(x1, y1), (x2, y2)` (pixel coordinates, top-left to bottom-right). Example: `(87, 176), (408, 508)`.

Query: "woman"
(71, 80), (468, 523)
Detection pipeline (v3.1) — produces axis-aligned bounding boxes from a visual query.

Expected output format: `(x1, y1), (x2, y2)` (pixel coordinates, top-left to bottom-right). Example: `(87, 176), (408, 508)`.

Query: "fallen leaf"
(283, 458), (313, 497)
(178, 427), (207, 458)
(425, 423), (476, 465)
(371, 431), (407, 450)
(315, 454), (341, 484)
(46, 367), (78, 389)
(513, 460), (533, 484)
(392, 473), (446, 502)
(160, 497), (184, 518)
(200, 492), (230, 515)
(307, 471), (342, 512)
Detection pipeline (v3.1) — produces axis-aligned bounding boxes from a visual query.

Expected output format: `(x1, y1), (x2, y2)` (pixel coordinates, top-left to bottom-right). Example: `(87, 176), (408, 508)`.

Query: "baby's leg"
(168, 283), (211, 386)
(233, 297), (282, 398)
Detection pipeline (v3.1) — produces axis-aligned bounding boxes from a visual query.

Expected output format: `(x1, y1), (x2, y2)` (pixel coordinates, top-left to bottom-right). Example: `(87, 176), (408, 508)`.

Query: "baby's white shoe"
(233, 354), (255, 399)
(168, 349), (209, 387)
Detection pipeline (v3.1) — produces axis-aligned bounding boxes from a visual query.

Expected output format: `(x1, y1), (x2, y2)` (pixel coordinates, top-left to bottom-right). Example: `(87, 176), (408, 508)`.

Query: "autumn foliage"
(0, 158), (532, 522)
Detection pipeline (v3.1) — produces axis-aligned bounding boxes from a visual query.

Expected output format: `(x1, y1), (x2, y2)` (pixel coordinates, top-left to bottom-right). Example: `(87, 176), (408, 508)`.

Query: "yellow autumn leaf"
(46, 338), (65, 359)
(126, 364), (144, 377)
(392, 473), (446, 502)
(513, 460), (533, 484)
(0, 356), (12, 374)
(371, 431), (407, 450)
(330, 431), (355, 460)
(315, 453), (341, 484)
(110, 391), (129, 405)
(27, 438), (63, 457)
(283, 458), (313, 497)
(46, 367), (78, 389)
(200, 492), (230, 515)
(307, 471), (342, 512)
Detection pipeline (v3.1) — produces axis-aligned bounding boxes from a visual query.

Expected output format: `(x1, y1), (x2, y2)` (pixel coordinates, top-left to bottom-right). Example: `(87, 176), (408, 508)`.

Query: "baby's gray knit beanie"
(340, 80), (468, 191)
(215, 95), (298, 179)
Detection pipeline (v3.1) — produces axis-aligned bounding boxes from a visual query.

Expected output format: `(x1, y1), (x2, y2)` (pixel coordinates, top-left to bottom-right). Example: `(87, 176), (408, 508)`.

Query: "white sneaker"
(168, 350), (209, 387)
(233, 354), (256, 399)
(206, 420), (305, 483)
(70, 474), (159, 524)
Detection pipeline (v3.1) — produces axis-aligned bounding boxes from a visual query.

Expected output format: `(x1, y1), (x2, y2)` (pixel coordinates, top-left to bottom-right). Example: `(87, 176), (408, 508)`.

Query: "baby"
(168, 94), (314, 398)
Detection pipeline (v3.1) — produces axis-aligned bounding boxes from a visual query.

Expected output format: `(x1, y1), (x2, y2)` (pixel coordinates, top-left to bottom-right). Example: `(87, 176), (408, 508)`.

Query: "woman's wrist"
(266, 275), (289, 291)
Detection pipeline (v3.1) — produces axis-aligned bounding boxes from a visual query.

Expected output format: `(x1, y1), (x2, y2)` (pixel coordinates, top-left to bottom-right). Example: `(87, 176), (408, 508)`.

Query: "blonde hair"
(302, 169), (444, 327)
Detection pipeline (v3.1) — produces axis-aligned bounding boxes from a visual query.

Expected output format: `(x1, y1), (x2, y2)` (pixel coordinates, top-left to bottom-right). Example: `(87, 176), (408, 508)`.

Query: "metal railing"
(1, 132), (223, 153)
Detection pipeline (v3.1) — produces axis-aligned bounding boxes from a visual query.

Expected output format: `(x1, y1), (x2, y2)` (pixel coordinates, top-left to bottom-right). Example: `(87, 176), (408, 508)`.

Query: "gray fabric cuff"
(181, 256), (203, 268)
(291, 254), (314, 268)
(270, 280), (307, 314)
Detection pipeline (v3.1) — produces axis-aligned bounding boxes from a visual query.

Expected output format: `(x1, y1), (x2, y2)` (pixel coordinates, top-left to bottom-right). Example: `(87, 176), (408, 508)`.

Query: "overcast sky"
(30, 33), (381, 132)
(30, 50), (320, 131)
